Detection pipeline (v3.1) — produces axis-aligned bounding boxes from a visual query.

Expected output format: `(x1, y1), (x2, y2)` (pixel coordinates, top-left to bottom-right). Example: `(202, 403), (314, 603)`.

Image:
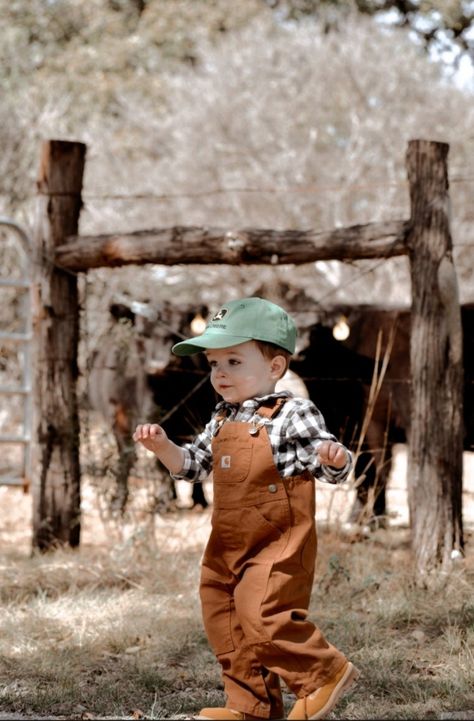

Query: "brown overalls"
(199, 399), (347, 719)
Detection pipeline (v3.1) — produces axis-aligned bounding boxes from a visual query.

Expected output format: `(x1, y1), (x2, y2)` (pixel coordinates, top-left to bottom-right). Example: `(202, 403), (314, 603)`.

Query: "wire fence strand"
(80, 174), (474, 203)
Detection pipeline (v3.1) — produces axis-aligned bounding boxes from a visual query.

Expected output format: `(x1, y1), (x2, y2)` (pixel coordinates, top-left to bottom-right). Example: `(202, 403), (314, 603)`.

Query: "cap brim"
(172, 332), (251, 356)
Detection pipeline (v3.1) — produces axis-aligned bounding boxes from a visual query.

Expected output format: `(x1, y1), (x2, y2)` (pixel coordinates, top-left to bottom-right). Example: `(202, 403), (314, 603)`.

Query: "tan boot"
(195, 709), (262, 720)
(287, 661), (360, 720)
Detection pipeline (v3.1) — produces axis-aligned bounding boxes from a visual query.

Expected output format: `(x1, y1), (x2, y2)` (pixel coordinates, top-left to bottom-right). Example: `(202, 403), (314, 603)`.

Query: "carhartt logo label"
(212, 308), (228, 321)
(221, 455), (231, 469)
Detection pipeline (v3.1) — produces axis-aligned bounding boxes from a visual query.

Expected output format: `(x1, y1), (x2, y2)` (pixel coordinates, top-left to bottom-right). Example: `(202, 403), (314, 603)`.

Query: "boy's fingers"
(133, 424), (163, 442)
(133, 424), (151, 440)
(325, 444), (335, 460)
(318, 441), (331, 458)
(132, 425), (142, 441)
(332, 446), (342, 462)
(318, 442), (348, 467)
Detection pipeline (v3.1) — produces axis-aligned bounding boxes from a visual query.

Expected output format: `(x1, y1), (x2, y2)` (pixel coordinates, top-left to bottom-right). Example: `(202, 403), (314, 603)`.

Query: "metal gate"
(0, 218), (33, 490)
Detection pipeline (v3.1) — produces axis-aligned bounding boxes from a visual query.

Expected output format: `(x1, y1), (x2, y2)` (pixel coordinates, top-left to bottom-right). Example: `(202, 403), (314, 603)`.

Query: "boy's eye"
(207, 358), (240, 368)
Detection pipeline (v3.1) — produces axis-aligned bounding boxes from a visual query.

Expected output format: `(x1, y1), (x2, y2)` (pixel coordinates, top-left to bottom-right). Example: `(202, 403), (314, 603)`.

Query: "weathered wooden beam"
(32, 140), (86, 551)
(406, 139), (464, 579)
(55, 219), (410, 271)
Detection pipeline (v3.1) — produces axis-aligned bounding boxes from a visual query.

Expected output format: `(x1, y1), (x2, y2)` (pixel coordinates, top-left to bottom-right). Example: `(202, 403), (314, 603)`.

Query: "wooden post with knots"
(32, 140), (86, 551)
(406, 139), (464, 579)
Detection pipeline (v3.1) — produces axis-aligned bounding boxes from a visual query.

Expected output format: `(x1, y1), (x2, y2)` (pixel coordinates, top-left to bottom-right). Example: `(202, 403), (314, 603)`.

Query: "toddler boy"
(134, 297), (359, 720)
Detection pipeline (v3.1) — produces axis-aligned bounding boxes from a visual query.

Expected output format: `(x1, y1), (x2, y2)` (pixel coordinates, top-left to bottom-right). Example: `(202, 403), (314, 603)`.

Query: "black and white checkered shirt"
(174, 391), (352, 484)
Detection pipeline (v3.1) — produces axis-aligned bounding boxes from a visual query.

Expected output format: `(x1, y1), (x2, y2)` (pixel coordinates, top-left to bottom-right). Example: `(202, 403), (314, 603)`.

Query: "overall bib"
(199, 399), (346, 719)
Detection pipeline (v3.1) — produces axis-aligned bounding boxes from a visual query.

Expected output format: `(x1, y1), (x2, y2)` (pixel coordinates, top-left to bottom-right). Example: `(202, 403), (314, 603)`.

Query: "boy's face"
(205, 341), (285, 405)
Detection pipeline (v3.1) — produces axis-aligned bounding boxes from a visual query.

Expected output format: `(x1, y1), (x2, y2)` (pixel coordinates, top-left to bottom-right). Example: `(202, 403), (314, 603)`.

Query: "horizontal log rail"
(55, 219), (410, 271)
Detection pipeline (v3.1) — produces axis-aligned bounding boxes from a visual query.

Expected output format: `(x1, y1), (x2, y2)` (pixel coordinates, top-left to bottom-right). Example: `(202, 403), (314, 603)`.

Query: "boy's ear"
(270, 354), (287, 379)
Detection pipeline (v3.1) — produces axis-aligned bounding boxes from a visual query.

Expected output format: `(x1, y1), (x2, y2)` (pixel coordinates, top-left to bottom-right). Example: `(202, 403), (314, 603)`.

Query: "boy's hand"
(133, 423), (184, 475)
(317, 440), (348, 469)
(133, 423), (168, 453)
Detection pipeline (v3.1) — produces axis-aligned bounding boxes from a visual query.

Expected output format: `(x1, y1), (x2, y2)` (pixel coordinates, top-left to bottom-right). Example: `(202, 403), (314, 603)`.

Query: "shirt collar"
(215, 390), (293, 414)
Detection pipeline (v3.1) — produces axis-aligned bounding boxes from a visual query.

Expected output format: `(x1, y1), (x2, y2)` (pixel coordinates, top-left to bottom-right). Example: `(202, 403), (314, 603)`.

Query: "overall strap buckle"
(249, 397), (287, 435)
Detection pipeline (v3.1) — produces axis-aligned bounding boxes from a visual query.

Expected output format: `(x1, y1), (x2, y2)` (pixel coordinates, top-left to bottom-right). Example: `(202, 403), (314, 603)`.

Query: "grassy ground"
(0, 481), (473, 720)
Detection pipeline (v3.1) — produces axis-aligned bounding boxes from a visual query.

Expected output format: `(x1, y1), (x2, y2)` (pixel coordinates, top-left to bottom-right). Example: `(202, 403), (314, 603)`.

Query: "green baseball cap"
(172, 297), (296, 356)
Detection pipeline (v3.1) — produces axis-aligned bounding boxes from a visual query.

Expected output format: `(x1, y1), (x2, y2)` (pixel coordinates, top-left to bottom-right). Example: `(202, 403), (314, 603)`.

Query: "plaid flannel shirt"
(173, 391), (352, 484)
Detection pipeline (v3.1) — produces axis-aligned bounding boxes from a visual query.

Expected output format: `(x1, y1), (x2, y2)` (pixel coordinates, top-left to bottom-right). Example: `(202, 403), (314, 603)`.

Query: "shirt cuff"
(169, 448), (198, 482)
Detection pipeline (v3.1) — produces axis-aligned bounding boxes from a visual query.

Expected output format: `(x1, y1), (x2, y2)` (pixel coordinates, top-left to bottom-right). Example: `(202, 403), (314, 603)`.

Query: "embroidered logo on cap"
(221, 455), (231, 468)
(212, 308), (228, 321)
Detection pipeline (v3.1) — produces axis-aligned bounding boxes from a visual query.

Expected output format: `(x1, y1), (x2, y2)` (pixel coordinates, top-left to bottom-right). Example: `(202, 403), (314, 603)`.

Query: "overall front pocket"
(213, 440), (253, 483)
(252, 498), (291, 537)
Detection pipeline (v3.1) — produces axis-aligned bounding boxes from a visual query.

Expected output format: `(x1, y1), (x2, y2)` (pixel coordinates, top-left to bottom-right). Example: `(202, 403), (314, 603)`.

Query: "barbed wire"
(80, 174), (474, 203)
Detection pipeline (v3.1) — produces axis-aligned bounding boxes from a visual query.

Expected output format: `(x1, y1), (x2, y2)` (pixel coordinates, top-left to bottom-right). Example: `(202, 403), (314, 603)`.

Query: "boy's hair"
(254, 340), (291, 379)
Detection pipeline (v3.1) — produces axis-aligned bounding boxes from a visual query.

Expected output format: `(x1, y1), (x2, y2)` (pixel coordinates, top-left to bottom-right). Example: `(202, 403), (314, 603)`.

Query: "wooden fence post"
(406, 139), (464, 578)
(32, 139), (86, 551)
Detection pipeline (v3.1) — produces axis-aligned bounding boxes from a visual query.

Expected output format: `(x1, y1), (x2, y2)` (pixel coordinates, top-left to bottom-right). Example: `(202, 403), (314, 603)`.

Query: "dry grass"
(0, 481), (473, 720)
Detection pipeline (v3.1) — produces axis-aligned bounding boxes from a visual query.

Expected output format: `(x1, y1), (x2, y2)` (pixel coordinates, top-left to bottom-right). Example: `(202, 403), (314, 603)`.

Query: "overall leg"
(234, 559), (346, 699)
(232, 480), (347, 699)
(200, 567), (284, 719)
(234, 559), (360, 720)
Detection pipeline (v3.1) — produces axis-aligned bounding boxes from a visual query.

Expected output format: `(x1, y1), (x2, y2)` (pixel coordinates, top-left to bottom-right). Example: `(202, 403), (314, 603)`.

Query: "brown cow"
(293, 303), (473, 528)
(87, 298), (209, 512)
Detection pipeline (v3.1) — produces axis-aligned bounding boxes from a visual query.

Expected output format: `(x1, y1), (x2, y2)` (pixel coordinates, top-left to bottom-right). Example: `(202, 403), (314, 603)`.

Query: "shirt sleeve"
(170, 417), (215, 483)
(284, 399), (352, 484)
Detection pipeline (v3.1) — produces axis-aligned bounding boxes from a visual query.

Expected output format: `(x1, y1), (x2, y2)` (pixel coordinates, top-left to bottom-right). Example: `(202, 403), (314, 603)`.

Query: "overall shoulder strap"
(257, 396), (287, 419)
(213, 405), (234, 435)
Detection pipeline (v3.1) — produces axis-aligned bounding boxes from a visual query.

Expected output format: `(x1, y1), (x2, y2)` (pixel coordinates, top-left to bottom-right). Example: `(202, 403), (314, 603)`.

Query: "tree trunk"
(32, 140), (86, 551)
(406, 139), (464, 579)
